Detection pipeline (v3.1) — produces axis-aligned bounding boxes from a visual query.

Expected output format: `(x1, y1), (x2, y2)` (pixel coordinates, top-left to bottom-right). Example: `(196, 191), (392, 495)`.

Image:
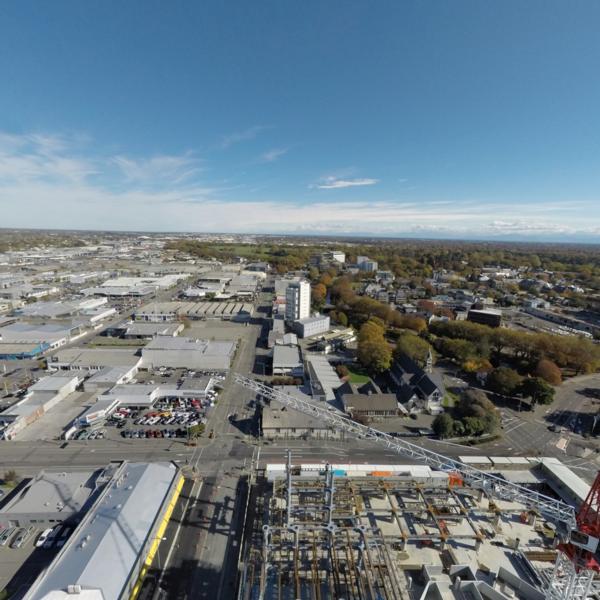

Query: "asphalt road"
(144, 298), (263, 600)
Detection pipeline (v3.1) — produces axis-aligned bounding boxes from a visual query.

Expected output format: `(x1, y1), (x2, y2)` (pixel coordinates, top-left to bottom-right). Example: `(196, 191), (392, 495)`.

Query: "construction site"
(233, 375), (600, 600)
(238, 458), (599, 600)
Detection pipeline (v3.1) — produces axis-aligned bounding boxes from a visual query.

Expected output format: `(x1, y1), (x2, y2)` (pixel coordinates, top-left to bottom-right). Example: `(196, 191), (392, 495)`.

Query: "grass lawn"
(347, 368), (370, 384)
(442, 391), (459, 408)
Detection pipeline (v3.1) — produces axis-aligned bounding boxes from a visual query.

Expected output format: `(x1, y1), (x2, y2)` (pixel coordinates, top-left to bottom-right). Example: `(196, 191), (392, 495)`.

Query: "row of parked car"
(0, 524), (72, 550)
(72, 428), (106, 440)
(121, 428), (190, 439)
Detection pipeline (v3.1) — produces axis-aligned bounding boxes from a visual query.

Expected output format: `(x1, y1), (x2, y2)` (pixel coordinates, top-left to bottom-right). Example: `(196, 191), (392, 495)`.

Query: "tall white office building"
(285, 280), (311, 322)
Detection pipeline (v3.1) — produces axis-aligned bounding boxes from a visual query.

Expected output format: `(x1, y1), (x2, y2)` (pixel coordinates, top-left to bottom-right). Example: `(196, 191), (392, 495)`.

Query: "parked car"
(43, 526), (62, 549)
(0, 527), (16, 546)
(11, 526), (34, 549)
(56, 527), (72, 548)
(36, 528), (53, 548)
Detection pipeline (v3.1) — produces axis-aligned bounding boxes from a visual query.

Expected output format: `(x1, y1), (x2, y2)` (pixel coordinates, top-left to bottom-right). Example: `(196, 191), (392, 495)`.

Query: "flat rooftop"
(23, 462), (179, 600)
(0, 469), (102, 517)
(51, 348), (142, 369)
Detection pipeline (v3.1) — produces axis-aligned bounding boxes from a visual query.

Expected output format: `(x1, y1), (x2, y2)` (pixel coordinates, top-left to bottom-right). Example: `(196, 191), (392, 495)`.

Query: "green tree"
(456, 389), (500, 434)
(187, 424), (205, 440)
(431, 413), (454, 439)
(452, 419), (466, 437)
(487, 367), (522, 396)
(357, 319), (392, 373)
(2, 469), (18, 487)
(357, 338), (392, 374)
(394, 334), (432, 367)
(336, 311), (348, 327)
(463, 416), (486, 436)
(432, 413), (454, 439)
(436, 338), (479, 364)
(518, 377), (555, 407)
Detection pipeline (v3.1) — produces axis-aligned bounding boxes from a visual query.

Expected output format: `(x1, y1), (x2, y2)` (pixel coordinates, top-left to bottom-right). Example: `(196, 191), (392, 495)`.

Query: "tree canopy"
(394, 333), (432, 368)
(357, 319), (392, 374)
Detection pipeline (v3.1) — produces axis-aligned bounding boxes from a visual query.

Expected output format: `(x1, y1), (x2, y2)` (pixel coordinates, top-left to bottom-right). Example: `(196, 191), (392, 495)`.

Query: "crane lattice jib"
(234, 373), (576, 530)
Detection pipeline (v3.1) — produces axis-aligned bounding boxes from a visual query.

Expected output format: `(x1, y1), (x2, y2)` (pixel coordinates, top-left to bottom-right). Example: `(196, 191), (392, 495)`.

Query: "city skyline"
(1, 2), (599, 241)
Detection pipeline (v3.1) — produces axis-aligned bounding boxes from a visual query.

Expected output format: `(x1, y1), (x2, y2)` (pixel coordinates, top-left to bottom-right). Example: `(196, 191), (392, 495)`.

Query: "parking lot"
(0, 523), (68, 595)
(69, 370), (225, 442)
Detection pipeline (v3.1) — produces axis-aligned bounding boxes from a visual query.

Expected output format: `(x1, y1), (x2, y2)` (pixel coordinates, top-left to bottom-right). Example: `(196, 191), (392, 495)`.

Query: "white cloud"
(314, 176), (379, 189)
(259, 148), (288, 163)
(0, 129), (599, 241)
(112, 153), (201, 185)
(0, 132), (96, 183)
(220, 125), (264, 149)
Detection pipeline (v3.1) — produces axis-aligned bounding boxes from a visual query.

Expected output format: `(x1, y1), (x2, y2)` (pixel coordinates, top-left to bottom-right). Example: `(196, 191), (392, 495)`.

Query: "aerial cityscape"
(1, 3), (600, 600)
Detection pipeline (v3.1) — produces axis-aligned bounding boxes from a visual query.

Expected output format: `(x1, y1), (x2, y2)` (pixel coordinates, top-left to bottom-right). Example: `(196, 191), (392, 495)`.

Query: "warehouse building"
(134, 300), (253, 322)
(141, 336), (235, 371)
(77, 377), (219, 426)
(50, 348), (142, 373)
(101, 383), (162, 408)
(0, 341), (50, 360)
(272, 344), (303, 377)
(22, 461), (183, 600)
(0, 322), (84, 349)
(15, 297), (109, 320)
(76, 397), (121, 427)
(106, 321), (184, 339)
(82, 366), (137, 392)
(0, 372), (82, 440)
(0, 467), (106, 528)
(267, 315), (286, 348)
(304, 353), (342, 402)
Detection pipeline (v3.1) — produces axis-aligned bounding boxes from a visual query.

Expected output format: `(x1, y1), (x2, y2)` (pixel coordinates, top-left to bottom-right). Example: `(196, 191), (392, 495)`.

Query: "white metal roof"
(0, 470), (99, 516)
(539, 457), (591, 505)
(24, 462), (179, 600)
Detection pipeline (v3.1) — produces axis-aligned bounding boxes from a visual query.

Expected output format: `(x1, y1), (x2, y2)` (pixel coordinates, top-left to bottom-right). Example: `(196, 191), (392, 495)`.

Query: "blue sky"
(1, 1), (599, 241)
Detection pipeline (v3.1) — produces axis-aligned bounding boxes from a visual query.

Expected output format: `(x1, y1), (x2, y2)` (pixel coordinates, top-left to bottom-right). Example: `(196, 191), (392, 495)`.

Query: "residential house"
(389, 354), (445, 415)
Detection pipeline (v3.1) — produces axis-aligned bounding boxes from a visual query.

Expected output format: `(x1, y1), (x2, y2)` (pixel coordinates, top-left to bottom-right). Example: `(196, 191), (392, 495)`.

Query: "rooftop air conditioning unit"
(67, 585), (82, 594)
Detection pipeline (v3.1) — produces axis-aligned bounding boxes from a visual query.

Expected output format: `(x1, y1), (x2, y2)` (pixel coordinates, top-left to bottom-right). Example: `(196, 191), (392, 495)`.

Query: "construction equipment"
(234, 374), (600, 599)
(547, 473), (600, 599)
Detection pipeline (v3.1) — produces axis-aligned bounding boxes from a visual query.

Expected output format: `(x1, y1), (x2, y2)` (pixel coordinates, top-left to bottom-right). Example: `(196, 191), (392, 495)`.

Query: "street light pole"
(156, 537), (167, 571)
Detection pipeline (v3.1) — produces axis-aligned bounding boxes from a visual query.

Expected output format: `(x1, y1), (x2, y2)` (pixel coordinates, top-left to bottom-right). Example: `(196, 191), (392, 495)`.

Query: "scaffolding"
(240, 451), (565, 600)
